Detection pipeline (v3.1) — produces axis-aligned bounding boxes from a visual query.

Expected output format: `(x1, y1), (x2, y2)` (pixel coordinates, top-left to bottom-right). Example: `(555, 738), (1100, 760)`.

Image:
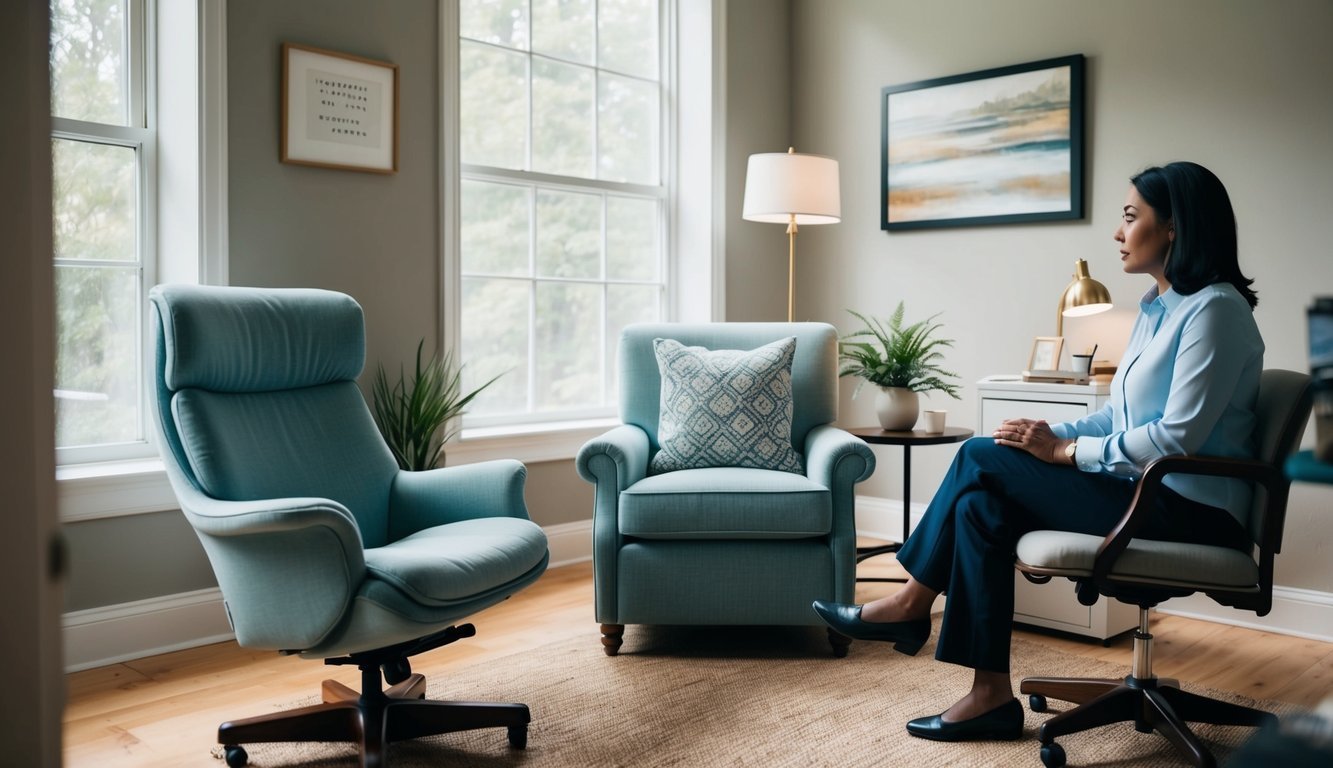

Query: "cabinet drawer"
(981, 397), (1087, 431)
(1013, 573), (1090, 629)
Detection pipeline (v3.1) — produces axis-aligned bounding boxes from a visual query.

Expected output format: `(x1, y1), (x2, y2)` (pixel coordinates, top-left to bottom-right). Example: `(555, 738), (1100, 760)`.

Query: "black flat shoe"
(905, 698), (1024, 742)
(811, 600), (930, 655)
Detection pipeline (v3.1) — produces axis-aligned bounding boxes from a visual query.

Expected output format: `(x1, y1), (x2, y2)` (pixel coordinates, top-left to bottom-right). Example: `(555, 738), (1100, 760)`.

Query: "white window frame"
(448, 0), (673, 433)
(54, 0), (230, 521)
(51, 0), (158, 466)
(442, 0), (725, 461)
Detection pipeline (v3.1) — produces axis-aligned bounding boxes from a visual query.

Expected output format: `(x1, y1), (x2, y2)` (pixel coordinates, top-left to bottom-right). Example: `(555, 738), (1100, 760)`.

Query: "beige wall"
(790, 0), (1333, 591)
(725, 0), (794, 321)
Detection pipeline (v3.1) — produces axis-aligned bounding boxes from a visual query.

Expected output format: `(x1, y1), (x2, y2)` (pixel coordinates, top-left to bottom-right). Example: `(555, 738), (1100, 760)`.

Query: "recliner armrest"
(169, 481), (369, 650)
(576, 424), (650, 492)
(803, 423), (876, 491)
(387, 459), (530, 538)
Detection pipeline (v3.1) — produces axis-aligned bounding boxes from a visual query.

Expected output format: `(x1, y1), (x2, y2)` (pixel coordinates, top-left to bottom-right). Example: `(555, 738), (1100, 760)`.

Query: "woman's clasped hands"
(993, 418), (1072, 464)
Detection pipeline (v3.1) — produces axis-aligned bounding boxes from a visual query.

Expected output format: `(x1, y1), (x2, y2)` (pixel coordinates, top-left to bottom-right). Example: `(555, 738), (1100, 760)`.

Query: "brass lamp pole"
(742, 148), (841, 322)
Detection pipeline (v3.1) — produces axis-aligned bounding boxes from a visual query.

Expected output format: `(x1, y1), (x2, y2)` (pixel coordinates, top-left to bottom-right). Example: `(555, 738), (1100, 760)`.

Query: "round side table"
(847, 426), (974, 582)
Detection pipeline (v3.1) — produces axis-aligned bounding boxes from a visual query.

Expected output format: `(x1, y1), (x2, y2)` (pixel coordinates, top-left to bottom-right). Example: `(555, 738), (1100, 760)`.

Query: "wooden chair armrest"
(1092, 455), (1286, 584)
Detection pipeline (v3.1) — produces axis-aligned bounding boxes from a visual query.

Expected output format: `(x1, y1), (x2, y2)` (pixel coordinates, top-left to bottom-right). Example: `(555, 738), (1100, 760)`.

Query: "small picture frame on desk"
(1028, 336), (1063, 372)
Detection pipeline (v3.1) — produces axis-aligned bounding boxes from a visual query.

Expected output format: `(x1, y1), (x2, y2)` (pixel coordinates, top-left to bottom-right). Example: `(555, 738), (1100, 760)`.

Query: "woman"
(814, 161), (1263, 742)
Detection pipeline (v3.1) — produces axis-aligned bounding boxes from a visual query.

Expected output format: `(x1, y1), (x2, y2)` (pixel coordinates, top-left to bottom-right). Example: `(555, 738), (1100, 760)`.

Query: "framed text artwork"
(281, 42), (399, 173)
(881, 54), (1084, 231)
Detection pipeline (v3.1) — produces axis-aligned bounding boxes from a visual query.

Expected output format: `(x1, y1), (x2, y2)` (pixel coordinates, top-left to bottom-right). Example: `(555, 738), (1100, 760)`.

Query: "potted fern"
(838, 303), (961, 430)
(371, 340), (501, 471)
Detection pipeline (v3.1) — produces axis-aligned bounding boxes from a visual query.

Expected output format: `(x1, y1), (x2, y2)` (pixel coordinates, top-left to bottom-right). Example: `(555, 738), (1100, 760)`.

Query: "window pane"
(460, 41), (528, 169)
(532, 58), (594, 178)
(50, 0), (128, 125)
(461, 180), (530, 276)
(536, 189), (600, 279)
(606, 284), (659, 402)
(598, 73), (658, 184)
(606, 196), (658, 281)
(54, 265), (140, 447)
(461, 277), (530, 415)
(532, 0), (593, 64)
(52, 138), (136, 262)
(459, 0), (528, 50)
(598, 0), (657, 79)
(535, 282), (601, 410)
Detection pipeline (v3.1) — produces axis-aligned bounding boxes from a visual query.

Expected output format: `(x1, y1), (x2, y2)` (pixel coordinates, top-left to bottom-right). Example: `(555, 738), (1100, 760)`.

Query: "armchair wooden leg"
(600, 623), (624, 656)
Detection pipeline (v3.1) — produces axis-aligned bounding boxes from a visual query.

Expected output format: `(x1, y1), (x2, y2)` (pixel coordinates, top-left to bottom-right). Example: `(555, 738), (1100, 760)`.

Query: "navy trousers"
(894, 438), (1249, 673)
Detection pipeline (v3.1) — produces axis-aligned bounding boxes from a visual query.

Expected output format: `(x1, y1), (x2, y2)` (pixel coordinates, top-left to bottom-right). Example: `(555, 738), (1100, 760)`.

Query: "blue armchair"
(150, 285), (549, 767)
(576, 323), (876, 656)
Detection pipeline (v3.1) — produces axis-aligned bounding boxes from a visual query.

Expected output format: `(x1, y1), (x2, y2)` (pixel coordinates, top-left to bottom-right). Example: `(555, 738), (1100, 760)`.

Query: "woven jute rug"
(242, 620), (1292, 767)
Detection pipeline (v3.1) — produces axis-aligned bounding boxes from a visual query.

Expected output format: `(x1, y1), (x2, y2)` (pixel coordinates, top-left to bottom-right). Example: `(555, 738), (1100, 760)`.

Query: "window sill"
(57, 458), (177, 523)
(55, 419), (620, 522)
(447, 417), (620, 466)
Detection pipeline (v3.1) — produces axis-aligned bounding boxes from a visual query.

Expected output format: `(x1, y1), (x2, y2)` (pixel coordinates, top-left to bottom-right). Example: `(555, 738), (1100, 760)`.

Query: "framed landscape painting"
(881, 55), (1084, 231)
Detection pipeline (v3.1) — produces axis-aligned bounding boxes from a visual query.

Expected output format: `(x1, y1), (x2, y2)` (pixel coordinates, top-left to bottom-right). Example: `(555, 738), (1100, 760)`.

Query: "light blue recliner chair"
(576, 323), (876, 656)
(150, 284), (549, 768)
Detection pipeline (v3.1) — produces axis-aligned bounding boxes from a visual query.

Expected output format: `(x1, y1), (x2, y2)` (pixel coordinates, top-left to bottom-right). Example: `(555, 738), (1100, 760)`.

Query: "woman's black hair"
(1130, 162), (1257, 308)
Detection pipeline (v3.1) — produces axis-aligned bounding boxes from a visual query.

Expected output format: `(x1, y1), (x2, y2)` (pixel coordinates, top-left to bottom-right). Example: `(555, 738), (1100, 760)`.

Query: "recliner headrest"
(151, 284), (365, 393)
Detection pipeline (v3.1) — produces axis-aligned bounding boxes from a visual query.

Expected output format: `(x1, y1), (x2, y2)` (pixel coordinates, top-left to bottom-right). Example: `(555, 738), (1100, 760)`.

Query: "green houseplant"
(838, 303), (961, 430)
(371, 340), (501, 471)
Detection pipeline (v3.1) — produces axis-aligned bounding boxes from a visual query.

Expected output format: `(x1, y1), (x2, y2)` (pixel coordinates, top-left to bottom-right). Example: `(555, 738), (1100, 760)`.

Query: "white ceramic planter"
(874, 386), (919, 431)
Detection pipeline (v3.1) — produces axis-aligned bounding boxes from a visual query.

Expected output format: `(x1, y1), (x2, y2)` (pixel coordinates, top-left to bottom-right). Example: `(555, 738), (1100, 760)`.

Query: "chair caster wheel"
(508, 725), (527, 750)
(223, 745), (248, 767)
(382, 658), (412, 686)
(1040, 741), (1066, 767)
(1029, 694), (1048, 712)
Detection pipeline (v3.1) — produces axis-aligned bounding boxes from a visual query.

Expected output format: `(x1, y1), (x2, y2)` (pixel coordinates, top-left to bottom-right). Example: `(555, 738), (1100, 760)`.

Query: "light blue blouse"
(1050, 282), (1264, 521)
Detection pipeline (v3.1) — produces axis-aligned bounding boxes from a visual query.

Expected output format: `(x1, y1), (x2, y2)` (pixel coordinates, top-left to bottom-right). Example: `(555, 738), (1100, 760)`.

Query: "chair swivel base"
(1020, 674), (1277, 768)
(218, 625), (529, 768)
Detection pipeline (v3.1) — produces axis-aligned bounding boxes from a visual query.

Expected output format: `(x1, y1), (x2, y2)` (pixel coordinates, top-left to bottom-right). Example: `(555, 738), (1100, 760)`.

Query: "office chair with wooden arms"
(1014, 368), (1314, 768)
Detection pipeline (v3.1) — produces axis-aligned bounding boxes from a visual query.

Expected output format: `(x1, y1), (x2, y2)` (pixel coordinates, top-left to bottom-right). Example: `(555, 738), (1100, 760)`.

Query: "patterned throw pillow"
(648, 337), (804, 474)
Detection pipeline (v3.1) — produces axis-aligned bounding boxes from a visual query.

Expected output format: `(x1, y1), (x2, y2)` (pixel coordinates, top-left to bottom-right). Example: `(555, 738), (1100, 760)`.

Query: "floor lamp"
(742, 148), (841, 322)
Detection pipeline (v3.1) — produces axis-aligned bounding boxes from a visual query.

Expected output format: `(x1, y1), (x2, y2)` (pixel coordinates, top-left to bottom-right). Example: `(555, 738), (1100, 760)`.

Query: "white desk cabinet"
(975, 376), (1137, 641)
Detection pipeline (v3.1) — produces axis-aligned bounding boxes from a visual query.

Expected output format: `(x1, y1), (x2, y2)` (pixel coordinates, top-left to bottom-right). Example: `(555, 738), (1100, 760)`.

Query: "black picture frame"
(881, 54), (1085, 231)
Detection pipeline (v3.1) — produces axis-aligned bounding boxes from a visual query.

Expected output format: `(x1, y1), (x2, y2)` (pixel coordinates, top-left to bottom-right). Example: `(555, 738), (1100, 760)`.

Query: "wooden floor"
(65, 554), (1333, 767)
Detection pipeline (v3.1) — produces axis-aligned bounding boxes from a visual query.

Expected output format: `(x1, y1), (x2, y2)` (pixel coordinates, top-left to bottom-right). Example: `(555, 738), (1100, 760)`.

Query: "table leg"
(856, 444), (910, 583)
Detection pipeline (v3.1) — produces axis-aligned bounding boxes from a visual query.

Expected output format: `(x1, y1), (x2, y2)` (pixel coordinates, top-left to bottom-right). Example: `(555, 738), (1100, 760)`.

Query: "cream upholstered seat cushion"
(1015, 530), (1259, 590)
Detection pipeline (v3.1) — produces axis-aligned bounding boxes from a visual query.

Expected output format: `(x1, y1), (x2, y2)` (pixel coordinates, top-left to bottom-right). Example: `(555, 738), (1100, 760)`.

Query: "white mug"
(1071, 354), (1093, 375)
(923, 409), (947, 433)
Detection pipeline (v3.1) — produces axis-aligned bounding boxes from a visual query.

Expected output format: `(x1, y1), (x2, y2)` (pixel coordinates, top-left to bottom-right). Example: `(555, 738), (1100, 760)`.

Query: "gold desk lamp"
(1057, 258), (1113, 337)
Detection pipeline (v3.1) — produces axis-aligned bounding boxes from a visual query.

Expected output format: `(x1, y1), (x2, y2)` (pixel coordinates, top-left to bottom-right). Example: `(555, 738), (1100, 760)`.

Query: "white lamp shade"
(742, 151), (841, 225)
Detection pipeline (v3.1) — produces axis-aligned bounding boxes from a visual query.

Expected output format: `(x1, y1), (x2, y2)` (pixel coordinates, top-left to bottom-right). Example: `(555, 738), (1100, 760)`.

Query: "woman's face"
(1114, 185), (1173, 281)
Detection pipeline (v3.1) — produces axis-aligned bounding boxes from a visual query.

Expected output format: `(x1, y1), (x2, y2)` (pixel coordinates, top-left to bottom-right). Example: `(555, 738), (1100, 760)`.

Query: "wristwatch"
(1064, 441), (1078, 463)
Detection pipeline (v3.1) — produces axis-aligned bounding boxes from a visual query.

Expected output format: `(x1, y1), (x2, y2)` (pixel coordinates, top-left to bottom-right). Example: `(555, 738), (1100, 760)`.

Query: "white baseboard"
(854, 493), (927, 546)
(63, 587), (234, 673)
(63, 520), (596, 673)
(1157, 585), (1333, 643)
(545, 518), (593, 568)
